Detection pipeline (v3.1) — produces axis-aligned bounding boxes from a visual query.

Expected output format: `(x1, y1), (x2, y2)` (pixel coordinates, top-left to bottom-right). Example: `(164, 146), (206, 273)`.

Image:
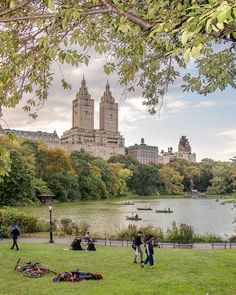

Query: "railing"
(82, 238), (235, 249)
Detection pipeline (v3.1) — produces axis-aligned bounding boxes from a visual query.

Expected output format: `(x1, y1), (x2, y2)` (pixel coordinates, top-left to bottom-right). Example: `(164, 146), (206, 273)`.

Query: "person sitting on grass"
(87, 238), (96, 251)
(70, 237), (84, 251)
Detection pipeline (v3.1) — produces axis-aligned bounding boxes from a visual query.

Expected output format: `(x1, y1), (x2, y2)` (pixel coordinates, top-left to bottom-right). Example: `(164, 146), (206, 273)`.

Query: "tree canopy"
(0, 0), (235, 116)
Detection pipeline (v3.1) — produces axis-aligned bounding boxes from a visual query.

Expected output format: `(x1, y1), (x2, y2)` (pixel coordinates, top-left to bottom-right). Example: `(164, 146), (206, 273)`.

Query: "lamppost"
(48, 205), (54, 243)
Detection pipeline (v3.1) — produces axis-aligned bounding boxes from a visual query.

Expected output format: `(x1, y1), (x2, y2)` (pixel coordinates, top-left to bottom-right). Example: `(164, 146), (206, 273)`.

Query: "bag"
(132, 239), (136, 250)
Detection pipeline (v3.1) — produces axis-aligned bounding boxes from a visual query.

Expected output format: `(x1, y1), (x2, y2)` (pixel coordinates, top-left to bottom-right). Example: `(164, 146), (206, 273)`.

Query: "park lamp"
(48, 205), (54, 243)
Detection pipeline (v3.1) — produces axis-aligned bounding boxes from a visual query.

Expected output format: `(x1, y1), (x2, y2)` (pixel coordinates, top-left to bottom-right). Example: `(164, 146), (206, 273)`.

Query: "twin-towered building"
(1, 77), (196, 164)
(60, 77), (125, 159)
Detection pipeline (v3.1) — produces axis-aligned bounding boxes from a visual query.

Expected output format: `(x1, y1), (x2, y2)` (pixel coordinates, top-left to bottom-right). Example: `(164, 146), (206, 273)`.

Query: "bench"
(211, 242), (227, 249)
(159, 243), (176, 248)
(229, 243), (236, 249)
(176, 243), (193, 249)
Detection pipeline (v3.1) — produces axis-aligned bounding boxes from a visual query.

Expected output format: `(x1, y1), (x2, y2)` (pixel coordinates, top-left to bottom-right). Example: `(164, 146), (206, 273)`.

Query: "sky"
(1, 55), (236, 162)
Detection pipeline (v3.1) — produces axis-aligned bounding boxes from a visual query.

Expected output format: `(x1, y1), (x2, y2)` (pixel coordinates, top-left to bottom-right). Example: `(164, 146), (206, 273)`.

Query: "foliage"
(195, 158), (215, 192)
(0, 1), (235, 117)
(1, 134), (236, 205)
(166, 222), (194, 243)
(47, 171), (80, 201)
(58, 218), (90, 236)
(128, 163), (160, 195)
(36, 146), (74, 180)
(0, 207), (46, 237)
(117, 224), (164, 241)
(0, 151), (36, 205)
(0, 146), (11, 181)
(193, 232), (224, 243)
(160, 165), (184, 194)
(116, 222), (223, 243)
(207, 162), (232, 194)
(33, 178), (52, 197)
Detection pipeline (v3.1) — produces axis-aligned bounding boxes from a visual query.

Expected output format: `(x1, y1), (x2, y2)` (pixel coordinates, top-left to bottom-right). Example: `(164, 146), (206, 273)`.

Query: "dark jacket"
(134, 235), (142, 247)
(11, 226), (20, 239)
(145, 239), (154, 256)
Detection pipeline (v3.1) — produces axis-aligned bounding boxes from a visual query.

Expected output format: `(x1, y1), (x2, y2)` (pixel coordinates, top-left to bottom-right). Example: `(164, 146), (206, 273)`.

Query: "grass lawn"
(0, 242), (236, 295)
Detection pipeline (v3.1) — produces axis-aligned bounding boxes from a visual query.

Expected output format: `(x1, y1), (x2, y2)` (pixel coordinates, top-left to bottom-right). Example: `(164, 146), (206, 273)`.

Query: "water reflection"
(18, 199), (235, 237)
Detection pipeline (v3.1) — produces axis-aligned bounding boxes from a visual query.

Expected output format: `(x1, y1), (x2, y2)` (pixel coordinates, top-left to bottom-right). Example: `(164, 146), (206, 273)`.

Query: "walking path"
(1, 238), (235, 250)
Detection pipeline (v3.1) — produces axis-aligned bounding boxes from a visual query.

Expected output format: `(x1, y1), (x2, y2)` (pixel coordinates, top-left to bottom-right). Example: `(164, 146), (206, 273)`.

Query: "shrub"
(117, 224), (164, 241)
(59, 218), (90, 236)
(193, 233), (223, 242)
(0, 207), (46, 237)
(166, 222), (194, 243)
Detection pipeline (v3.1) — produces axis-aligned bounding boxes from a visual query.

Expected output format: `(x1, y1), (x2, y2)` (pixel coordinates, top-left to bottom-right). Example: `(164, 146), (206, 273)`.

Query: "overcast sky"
(1, 55), (235, 162)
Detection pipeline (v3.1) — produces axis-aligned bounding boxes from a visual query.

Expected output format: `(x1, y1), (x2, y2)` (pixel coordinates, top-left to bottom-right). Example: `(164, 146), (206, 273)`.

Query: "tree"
(0, 150), (36, 205)
(128, 164), (160, 195)
(0, 0), (235, 116)
(47, 171), (80, 201)
(108, 163), (133, 196)
(160, 166), (184, 194)
(184, 165), (201, 191)
(194, 158), (215, 192)
(36, 145), (74, 180)
(207, 162), (232, 194)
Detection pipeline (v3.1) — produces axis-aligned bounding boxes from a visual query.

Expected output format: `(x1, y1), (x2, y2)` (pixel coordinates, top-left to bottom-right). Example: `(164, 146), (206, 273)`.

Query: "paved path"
(1, 238), (235, 250)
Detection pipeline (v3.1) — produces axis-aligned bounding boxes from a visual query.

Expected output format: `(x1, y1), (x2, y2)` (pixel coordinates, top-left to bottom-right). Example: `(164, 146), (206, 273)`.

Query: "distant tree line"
(0, 134), (236, 206)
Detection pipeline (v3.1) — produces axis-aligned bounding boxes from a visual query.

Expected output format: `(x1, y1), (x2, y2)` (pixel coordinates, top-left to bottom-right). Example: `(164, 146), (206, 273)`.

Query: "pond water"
(18, 198), (236, 237)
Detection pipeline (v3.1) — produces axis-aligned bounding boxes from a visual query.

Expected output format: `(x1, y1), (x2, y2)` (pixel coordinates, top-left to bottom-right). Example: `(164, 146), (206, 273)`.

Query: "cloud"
(217, 129), (236, 140)
(195, 100), (219, 108)
(162, 95), (190, 113)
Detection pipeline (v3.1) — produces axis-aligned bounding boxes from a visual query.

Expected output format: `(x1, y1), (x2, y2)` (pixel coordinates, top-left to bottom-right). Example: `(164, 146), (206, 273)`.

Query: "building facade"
(126, 138), (159, 164)
(0, 128), (60, 148)
(158, 136), (196, 164)
(61, 78), (125, 160)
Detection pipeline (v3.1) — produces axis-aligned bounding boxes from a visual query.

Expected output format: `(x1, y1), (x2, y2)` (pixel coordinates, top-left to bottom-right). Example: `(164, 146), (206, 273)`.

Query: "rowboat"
(126, 216), (142, 221)
(155, 209), (173, 213)
(137, 207), (152, 211)
(123, 201), (134, 205)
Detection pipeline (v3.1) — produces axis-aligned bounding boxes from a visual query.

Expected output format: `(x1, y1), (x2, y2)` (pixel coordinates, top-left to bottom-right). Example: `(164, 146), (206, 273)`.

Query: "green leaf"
(183, 48), (191, 64)
(191, 46), (201, 59)
(217, 8), (231, 23)
(44, 0), (55, 10)
(181, 31), (190, 45)
(9, 1), (16, 9)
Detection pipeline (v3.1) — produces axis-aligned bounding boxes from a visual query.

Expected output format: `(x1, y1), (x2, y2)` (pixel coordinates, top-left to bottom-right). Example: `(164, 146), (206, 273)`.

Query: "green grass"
(0, 243), (236, 295)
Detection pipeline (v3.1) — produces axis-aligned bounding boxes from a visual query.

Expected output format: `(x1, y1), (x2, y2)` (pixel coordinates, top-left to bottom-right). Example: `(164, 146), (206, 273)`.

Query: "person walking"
(133, 231), (143, 264)
(141, 235), (156, 269)
(10, 223), (20, 250)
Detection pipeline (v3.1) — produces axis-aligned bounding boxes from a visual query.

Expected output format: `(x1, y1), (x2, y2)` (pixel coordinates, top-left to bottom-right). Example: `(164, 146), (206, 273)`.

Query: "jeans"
(144, 255), (154, 266)
(133, 246), (143, 262)
(11, 238), (19, 250)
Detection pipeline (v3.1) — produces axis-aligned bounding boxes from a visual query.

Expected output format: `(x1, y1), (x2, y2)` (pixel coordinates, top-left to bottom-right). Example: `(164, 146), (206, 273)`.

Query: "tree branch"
(0, 0), (33, 17)
(99, 0), (152, 31)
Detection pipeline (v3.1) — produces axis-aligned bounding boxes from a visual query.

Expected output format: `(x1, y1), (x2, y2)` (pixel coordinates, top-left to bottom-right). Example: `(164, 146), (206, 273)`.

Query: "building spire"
(81, 75), (86, 88)
(76, 75), (91, 100)
(101, 80), (114, 102)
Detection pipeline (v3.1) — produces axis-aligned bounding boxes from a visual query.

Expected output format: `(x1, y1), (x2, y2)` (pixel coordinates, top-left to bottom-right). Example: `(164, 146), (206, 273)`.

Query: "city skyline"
(1, 56), (235, 162)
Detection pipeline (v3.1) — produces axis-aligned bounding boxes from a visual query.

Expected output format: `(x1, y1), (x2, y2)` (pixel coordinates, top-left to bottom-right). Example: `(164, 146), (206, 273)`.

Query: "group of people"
(132, 231), (159, 269)
(8, 224), (157, 270)
(70, 232), (96, 251)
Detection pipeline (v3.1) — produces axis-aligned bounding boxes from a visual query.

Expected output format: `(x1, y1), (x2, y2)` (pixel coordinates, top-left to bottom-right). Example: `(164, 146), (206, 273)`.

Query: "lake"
(18, 198), (236, 237)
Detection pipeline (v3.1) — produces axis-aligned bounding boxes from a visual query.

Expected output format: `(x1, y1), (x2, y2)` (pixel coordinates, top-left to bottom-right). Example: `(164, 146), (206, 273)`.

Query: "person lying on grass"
(53, 271), (103, 282)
